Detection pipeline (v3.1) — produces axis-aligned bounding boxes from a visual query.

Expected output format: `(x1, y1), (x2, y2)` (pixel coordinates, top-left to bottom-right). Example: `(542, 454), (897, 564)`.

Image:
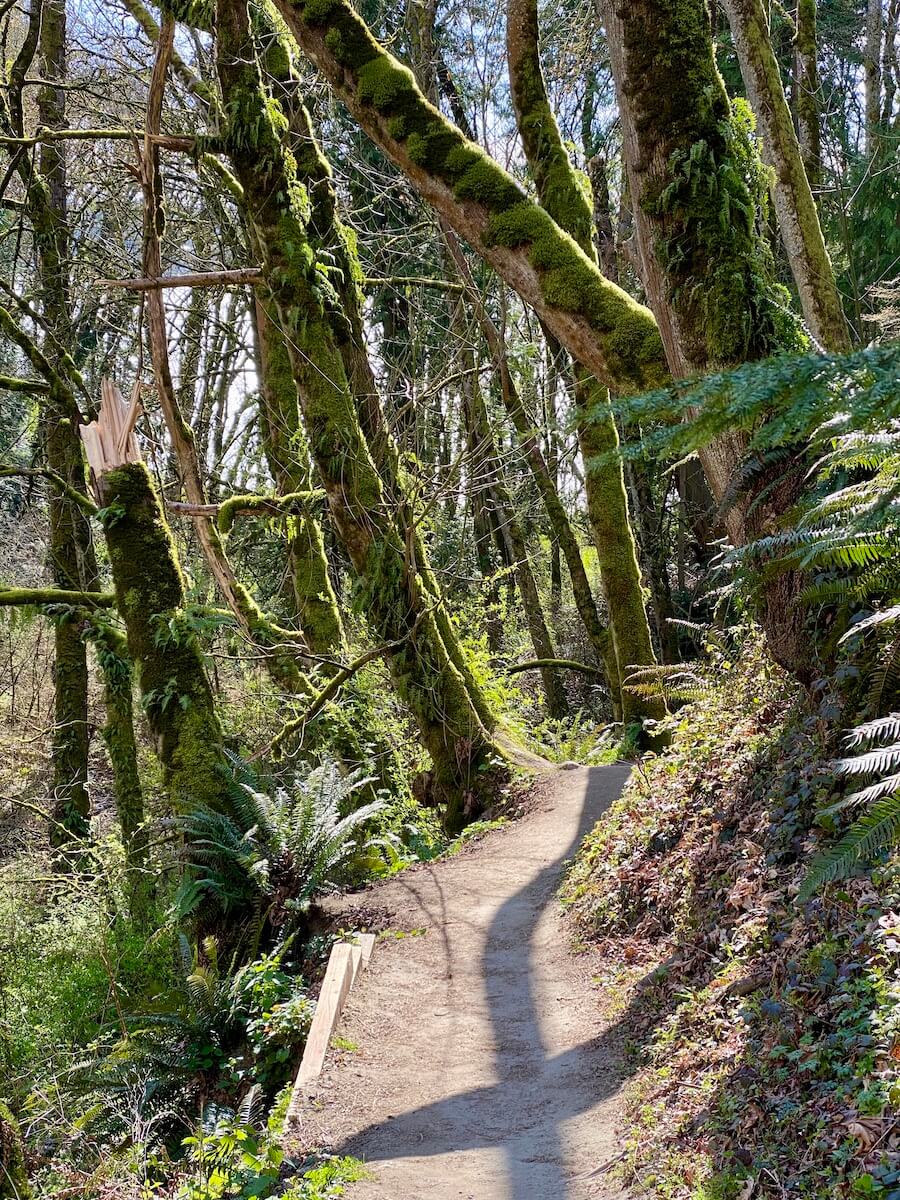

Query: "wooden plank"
(349, 942), (363, 986)
(357, 932), (376, 968)
(298, 943), (355, 1085)
(283, 934), (377, 1133)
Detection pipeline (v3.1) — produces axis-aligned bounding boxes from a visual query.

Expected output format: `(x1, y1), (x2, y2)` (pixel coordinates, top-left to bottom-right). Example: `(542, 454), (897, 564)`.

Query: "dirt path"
(290, 765), (631, 1199)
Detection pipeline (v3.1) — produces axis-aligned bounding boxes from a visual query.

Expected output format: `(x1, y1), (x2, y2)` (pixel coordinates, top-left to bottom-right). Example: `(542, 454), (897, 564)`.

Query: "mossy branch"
(0, 587), (114, 608)
(508, 658), (606, 678)
(167, 489), (327, 533)
(271, 0), (668, 393)
(0, 305), (80, 417)
(0, 128), (194, 149)
(0, 465), (98, 514)
(0, 374), (50, 394)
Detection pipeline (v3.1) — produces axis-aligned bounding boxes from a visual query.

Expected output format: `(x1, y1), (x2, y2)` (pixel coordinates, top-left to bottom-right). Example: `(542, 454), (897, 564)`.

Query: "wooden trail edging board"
(284, 933), (376, 1132)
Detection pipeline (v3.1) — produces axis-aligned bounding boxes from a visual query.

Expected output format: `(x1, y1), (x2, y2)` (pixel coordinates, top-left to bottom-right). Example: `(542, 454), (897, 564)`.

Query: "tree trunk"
(865, 0), (884, 156)
(216, 0), (510, 829)
(140, 17), (315, 697)
(721, 0), (850, 350)
(506, 0), (663, 723)
(89, 620), (149, 913)
(37, 0), (95, 846)
(597, 0), (813, 679)
(794, 0), (823, 189)
(253, 301), (346, 655)
(266, 49), (501, 737)
(883, 0), (899, 130)
(100, 460), (229, 816)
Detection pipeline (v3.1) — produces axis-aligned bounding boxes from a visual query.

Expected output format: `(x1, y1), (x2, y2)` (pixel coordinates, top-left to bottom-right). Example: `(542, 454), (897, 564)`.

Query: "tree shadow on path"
(330, 764), (635, 1199)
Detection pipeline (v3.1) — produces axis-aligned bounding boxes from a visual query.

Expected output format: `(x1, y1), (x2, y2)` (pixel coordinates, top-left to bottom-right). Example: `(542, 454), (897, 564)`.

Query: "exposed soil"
(287, 765), (632, 1199)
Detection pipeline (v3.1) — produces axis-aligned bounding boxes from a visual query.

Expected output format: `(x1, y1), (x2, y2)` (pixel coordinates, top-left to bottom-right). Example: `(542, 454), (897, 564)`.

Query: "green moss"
(300, 0), (339, 21)
(215, 489), (325, 535)
(450, 150), (522, 210)
(101, 462), (228, 815)
(217, 1), (510, 824)
(0, 1101), (31, 1200)
(356, 58), (418, 112)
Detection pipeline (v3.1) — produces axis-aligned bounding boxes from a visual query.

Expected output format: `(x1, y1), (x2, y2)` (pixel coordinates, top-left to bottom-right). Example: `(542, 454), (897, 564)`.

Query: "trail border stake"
(283, 932), (376, 1133)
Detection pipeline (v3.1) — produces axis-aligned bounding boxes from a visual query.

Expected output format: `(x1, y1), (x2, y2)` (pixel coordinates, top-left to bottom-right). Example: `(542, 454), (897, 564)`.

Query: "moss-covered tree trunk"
(597, 0), (814, 678)
(721, 0), (850, 351)
(0, 1101), (31, 1200)
(270, 0), (669, 397)
(100, 462), (229, 815)
(216, 0), (509, 829)
(506, 0), (662, 723)
(252, 296), (406, 799)
(259, 33), (502, 739)
(35, 0), (95, 846)
(253, 302), (345, 655)
(87, 620), (149, 908)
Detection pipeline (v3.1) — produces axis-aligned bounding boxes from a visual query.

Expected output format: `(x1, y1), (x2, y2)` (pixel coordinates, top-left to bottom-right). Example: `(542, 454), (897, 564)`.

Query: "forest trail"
(289, 765), (631, 1199)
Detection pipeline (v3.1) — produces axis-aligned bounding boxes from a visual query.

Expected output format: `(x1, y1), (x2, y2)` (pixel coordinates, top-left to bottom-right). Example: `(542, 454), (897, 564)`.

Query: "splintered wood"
(79, 378), (142, 495)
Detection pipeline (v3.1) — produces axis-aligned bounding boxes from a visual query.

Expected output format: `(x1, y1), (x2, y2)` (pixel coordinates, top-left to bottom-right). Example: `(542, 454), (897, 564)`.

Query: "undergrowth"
(565, 640), (900, 1199)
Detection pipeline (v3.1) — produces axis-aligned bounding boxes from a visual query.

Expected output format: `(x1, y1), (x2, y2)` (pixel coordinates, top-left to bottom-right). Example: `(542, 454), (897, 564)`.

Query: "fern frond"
(844, 713), (900, 747)
(839, 605), (900, 643)
(832, 742), (900, 776)
(871, 632), (900, 714)
(842, 771), (900, 806)
(800, 789), (900, 901)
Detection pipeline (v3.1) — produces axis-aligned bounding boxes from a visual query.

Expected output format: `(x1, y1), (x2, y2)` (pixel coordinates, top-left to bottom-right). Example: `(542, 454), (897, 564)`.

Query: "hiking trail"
(289, 765), (631, 1199)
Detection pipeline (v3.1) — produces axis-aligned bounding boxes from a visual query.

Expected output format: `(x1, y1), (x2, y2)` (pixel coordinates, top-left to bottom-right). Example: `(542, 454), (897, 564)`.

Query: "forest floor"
(287, 764), (631, 1200)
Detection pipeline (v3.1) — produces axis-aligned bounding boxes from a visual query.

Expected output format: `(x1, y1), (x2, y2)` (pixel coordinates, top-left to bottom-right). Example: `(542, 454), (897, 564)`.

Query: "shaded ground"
(288, 765), (631, 1199)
